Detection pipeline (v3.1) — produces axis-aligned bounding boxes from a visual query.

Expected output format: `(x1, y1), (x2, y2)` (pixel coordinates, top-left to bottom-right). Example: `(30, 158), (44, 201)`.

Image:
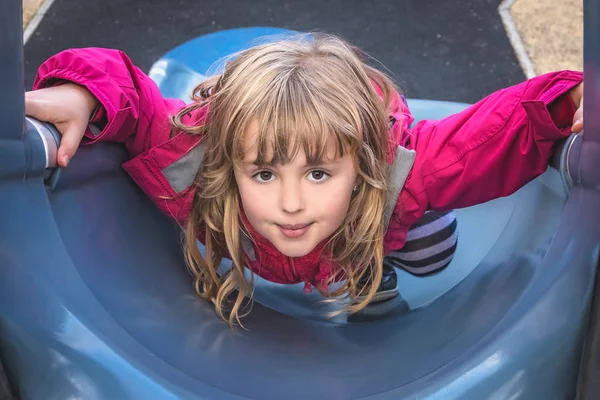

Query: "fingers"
(572, 119), (584, 134)
(568, 82), (584, 134)
(57, 123), (86, 167)
(25, 86), (92, 167)
(25, 90), (74, 167)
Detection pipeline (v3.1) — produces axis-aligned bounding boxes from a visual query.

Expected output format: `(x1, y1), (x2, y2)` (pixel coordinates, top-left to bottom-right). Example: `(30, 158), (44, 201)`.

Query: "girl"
(25, 33), (584, 326)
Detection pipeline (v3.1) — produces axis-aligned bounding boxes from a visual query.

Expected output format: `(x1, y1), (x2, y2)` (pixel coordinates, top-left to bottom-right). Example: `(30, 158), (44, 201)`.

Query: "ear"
(352, 177), (363, 194)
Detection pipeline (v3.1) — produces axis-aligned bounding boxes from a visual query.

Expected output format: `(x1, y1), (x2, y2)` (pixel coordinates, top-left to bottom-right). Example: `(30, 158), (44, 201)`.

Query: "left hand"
(571, 82), (584, 134)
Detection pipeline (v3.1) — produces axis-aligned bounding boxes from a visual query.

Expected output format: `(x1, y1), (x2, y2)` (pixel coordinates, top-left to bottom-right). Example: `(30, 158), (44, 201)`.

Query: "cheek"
(318, 189), (352, 221)
(235, 176), (271, 222)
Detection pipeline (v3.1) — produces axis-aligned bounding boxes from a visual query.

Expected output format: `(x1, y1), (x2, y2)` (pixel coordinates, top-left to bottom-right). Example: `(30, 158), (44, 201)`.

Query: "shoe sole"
(354, 288), (399, 305)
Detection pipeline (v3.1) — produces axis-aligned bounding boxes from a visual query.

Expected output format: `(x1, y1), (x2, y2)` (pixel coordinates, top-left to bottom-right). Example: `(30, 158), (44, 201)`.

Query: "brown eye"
(253, 171), (274, 183)
(260, 171), (272, 180)
(307, 170), (329, 182)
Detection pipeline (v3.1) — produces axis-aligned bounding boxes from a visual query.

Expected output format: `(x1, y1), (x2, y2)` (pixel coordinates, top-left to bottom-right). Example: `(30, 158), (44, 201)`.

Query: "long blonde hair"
(172, 32), (401, 327)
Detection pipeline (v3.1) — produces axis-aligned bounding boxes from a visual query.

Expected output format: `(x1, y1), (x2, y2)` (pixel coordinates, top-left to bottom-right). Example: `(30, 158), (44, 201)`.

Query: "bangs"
(231, 73), (363, 166)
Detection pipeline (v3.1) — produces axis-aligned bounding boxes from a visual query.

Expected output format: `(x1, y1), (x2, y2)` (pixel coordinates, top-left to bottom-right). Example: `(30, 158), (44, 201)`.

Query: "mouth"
(277, 223), (313, 238)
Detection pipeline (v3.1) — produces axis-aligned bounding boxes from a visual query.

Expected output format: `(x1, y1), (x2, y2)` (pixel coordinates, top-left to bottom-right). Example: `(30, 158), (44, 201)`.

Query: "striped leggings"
(385, 210), (458, 276)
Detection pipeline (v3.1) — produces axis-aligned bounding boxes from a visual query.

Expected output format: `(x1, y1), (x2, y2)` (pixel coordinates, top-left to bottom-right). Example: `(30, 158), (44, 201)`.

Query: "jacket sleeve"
(385, 70), (583, 252)
(32, 47), (195, 158)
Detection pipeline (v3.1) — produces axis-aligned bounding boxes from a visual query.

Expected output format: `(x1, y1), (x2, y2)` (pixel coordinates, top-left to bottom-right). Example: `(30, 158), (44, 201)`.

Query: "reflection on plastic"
(25, 116), (62, 189)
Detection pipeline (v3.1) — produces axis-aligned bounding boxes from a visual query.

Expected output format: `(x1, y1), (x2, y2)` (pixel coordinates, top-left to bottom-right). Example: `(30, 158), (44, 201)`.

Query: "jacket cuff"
(520, 71), (582, 140)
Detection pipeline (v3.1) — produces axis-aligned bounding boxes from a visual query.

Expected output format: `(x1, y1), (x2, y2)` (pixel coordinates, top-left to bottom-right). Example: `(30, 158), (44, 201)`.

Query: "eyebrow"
(243, 159), (338, 167)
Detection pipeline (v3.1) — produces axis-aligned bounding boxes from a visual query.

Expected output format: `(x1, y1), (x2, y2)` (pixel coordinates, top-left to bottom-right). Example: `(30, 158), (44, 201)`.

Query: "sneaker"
(354, 260), (398, 304)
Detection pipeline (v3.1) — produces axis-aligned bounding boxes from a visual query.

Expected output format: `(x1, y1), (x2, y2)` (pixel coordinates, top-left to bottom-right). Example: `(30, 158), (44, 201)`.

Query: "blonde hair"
(172, 32), (401, 327)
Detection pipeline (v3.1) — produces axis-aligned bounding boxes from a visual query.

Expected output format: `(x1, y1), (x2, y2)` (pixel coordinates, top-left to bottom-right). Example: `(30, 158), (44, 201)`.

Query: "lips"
(277, 223), (313, 238)
(279, 223), (311, 230)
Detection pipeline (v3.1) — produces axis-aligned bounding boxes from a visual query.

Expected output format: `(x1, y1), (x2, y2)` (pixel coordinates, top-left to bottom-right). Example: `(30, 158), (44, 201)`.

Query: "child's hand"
(571, 83), (584, 134)
(25, 83), (99, 167)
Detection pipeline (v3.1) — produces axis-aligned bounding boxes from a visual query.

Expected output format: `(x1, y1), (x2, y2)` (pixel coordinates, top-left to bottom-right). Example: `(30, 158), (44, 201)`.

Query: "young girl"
(25, 33), (584, 326)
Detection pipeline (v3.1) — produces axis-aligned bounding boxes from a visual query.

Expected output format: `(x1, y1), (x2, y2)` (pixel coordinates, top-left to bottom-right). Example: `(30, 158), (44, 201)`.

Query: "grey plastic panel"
(0, 112), (596, 400)
(572, 0), (600, 398)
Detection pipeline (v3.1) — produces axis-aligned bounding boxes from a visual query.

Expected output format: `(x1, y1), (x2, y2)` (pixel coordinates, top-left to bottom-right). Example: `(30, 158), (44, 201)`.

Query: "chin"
(274, 243), (315, 258)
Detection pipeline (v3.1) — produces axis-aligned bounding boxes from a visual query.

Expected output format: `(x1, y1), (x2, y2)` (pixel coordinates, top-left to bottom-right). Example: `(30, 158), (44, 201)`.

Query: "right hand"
(570, 82), (584, 134)
(25, 83), (99, 167)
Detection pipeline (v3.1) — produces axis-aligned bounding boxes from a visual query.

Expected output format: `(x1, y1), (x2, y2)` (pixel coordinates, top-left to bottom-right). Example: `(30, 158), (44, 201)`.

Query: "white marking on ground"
(24, 0), (57, 45)
(498, 0), (537, 78)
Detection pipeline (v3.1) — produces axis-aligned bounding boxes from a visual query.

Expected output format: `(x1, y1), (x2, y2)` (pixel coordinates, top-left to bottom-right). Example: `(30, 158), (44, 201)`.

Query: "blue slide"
(2, 4), (600, 400)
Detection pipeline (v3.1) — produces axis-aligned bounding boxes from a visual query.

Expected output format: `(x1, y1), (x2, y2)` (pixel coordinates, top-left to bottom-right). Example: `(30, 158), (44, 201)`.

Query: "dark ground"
(23, 0), (525, 103)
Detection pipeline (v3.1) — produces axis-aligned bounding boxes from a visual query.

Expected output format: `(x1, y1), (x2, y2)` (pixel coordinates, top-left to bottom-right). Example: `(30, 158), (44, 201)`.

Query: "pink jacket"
(33, 48), (583, 290)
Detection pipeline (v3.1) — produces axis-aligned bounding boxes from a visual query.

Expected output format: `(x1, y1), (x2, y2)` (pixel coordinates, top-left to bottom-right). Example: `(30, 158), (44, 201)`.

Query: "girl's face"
(234, 120), (359, 258)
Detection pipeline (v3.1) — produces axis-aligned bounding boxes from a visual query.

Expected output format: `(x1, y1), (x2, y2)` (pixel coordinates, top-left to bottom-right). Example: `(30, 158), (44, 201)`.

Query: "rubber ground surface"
(23, 0), (525, 103)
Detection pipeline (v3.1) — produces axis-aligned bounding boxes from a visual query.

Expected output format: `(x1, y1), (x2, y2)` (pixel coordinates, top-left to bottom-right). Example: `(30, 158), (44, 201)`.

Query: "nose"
(280, 179), (305, 214)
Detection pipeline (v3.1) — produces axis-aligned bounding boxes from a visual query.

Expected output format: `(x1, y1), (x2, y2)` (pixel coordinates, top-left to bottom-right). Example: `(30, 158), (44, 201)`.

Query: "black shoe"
(354, 261), (398, 304)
